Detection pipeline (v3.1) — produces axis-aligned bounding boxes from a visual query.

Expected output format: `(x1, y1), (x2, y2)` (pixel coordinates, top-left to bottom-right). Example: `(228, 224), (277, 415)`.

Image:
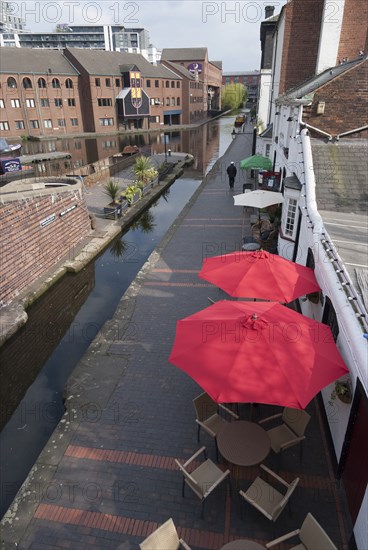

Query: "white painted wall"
(257, 69), (272, 131)
(316, 0), (345, 73)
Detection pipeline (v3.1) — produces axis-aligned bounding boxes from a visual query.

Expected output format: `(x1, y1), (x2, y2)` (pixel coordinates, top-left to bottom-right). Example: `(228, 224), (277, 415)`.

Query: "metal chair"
(139, 518), (191, 550)
(192, 391), (239, 461)
(266, 512), (338, 549)
(239, 463), (299, 522)
(175, 446), (231, 518)
(258, 407), (311, 460)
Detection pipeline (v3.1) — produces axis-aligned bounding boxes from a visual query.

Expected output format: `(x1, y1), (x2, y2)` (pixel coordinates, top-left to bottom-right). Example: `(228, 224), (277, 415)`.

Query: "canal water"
(0, 115), (235, 518)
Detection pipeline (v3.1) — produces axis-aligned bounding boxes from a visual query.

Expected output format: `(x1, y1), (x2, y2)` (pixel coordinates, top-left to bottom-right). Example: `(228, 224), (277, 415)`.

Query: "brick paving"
(1, 126), (353, 549)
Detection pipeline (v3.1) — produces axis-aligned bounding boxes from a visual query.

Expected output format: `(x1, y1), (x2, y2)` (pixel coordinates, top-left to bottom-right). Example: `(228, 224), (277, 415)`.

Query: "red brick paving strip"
(65, 445), (334, 491)
(34, 504), (247, 550)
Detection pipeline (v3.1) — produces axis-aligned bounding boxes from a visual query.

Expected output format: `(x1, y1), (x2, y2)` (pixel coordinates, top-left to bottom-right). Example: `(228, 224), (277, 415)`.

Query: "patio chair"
(239, 463), (299, 522)
(258, 407), (311, 460)
(265, 512), (338, 549)
(139, 517), (192, 550)
(174, 446), (231, 518)
(192, 391), (239, 461)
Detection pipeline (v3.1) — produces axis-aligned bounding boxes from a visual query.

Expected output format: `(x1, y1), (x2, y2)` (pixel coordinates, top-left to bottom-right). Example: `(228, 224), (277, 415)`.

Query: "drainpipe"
(336, 125), (368, 140)
(300, 121), (332, 140)
(300, 128), (324, 235)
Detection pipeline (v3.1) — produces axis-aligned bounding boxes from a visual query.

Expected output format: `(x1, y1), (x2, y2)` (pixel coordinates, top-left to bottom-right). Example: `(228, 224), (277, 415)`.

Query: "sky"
(10, 0), (286, 71)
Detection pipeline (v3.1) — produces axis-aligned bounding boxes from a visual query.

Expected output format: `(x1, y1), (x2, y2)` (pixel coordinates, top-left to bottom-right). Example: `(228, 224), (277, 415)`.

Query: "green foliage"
(103, 180), (121, 204)
(134, 156), (158, 187)
(121, 184), (142, 204)
(221, 83), (247, 110)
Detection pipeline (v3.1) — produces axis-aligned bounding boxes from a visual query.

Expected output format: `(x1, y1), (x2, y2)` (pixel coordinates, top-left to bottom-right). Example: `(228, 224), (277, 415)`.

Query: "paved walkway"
(1, 128), (352, 549)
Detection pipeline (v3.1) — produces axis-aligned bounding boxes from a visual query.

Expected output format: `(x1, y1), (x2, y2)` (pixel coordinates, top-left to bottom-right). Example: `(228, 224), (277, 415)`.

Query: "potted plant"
(121, 184), (142, 206)
(103, 180), (126, 218)
(329, 379), (352, 405)
(134, 156), (158, 191)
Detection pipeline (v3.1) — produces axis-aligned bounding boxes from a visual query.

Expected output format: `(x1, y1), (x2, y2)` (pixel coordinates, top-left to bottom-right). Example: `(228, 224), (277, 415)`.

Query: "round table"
(242, 242), (261, 251)
(217, 420), (270, 467)
(220, 540), (266, 550)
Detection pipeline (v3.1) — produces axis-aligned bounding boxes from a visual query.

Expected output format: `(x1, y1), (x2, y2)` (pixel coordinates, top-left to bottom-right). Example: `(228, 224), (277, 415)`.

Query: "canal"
(0, 114), (235, 518)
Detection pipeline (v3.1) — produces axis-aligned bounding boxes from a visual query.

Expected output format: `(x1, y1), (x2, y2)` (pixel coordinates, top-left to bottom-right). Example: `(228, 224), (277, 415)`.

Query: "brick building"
(161, 48), (222, 114)
(0, 49), (81, 138)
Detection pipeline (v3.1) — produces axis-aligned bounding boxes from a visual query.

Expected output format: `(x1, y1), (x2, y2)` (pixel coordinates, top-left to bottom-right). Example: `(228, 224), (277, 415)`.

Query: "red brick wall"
(279, 0), (325, 94)
(303, 60), (368, 136)
(337, 0), (368, 62)
(0, 186), (91, 307)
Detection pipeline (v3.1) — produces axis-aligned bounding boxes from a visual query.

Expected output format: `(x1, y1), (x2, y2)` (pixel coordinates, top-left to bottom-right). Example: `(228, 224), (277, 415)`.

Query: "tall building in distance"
(0, 24), (161, 63)
(0, 0), (25, 34)
(221, 71), (260, 103)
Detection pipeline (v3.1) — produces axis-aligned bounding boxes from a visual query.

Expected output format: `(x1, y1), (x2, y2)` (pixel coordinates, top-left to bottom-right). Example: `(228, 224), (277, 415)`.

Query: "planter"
(104, 200), (128, 219)
(338, 393), (352, 404)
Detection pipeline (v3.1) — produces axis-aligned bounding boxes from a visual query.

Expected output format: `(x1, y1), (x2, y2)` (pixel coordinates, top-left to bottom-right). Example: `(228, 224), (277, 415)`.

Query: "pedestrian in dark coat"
(226, 161), (237, 189)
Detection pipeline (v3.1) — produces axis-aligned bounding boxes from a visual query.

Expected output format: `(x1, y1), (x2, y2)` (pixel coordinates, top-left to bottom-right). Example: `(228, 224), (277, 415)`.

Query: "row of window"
(0, 98), (76, 108)
(146, 80), (180, 89)
(95, 77), (120, 88)
(0, 118), (79, 130)
(5, 76), (74, 89)
(149, 97), (181, 107)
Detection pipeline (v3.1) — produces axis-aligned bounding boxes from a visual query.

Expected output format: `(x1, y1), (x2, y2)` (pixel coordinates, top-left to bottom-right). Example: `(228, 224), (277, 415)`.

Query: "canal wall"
(0, 177), (91, 310)
(0, 154), (193, 347)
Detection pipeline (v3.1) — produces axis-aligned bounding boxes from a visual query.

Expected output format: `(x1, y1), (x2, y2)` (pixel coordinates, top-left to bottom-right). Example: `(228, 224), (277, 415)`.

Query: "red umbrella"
(168, 300), (349, 409)
(198, 250), (320, 302)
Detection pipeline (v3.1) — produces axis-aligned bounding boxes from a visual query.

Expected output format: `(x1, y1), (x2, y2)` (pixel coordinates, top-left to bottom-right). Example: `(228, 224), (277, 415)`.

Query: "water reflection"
(22, 117), (234, 179)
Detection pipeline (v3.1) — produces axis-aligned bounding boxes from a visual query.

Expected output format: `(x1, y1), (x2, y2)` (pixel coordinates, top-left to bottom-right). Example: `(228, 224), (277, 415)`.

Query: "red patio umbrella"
(199, 250), (320, 302)
(168, 300), (349, 409)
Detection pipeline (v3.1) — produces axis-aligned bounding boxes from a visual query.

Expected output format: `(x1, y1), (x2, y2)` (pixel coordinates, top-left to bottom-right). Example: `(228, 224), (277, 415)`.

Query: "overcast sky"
(12, 1), (286, 71)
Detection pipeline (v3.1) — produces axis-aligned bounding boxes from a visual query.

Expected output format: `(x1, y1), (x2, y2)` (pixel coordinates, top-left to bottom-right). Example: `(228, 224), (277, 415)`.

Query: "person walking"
(226, 161), (237, 190)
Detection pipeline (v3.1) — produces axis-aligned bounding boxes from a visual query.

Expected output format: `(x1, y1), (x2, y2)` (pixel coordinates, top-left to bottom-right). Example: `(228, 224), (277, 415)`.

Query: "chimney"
(265, 5), (275, 19)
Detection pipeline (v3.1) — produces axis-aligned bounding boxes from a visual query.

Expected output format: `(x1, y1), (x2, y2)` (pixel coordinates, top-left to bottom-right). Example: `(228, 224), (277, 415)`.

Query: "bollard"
(168, 149), (171, 157)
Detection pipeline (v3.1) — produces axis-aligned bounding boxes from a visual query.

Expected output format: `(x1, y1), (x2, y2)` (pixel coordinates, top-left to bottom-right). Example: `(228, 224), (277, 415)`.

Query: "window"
(102, 140), (116, 148)
(52, 78), (60, 88)
(176, 82), (180, 88)
(74, 141), (82, 150)
(165, 81), (169, 88)
(57, 119), (66, 127)
(166, 98), (170, 106)
(105, 78), (111, 87)
(150, 115), (160, 123)
(67, 98), (76, 107)
(40, 98), (50, 107)
(15, 120), (25, 129)
(146, 79), (151, 87)
(30, 120), (39, 129)
(55, 98), (63, 107)
(71, 118), (78, 126)
(26, 98), (35, 108)
(150, 98), (155, 105)
(322, 297), (339, 341)
(177, 97), (180, 106)
(99, 118), (114, 126)
(7, 77), (17, 88)
(11, 99), (20, 108)
(97, 98), (112, 107)
(0, 100), (4, 108)
(95, 78), (101, 87)
(155, 80), (159, 87)
(171, 81), (175, 88)
(115, 78), (120, 87)
(38, 78), (46, 88)
(0, 121), (10, 130)
(285, 198), (297, 237)
(65, 78), (73, 89)
(23, 77), (32, 89)
(44, 119), (52, 128)
(171, 98), (175, 106)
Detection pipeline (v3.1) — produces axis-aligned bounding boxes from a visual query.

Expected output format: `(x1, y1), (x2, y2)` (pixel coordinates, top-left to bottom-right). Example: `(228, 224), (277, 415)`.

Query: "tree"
(221, 83), (247, 110)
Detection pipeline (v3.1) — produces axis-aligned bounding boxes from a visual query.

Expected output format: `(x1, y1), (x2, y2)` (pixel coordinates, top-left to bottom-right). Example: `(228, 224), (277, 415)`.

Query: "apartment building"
(221, 71), (260, 103)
